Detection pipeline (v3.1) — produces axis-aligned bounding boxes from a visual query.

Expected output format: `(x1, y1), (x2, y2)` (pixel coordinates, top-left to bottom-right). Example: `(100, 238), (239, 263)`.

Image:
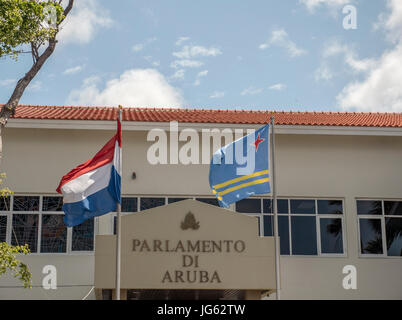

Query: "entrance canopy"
(95, 199), (277, 293)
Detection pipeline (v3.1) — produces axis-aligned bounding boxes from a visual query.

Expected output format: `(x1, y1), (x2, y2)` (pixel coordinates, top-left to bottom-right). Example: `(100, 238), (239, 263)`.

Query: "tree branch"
(0, 0), (75, 126)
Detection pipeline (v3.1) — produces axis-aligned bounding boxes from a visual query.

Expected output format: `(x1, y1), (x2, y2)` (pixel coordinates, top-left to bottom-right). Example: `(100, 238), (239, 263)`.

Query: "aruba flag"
(56, 119), (121, 227)
(209, 124), (270, 208)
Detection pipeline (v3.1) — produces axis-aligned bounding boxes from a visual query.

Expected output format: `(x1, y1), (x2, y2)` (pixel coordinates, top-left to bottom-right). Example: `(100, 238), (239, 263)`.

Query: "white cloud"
(143, 56), (160, 67)
(132, 44), (144, 52)
(210, 91), (225, 99)
(337, 1), (402, 112)
(300, 0), (351, 12)
(259, 29), (307, 57)
(322, 41), (375, 72)
(58, 0), (113, 44)
(197, 70), (209, 77)
(241, 87), (263, 96)
(132, 37), (157, 52)
(175, 37), (190, 46)
(170, 60), (204, 69)
(337, 45), (402, 112)
(173, 45), (222, 59)
(0, 79), (17, 87)
(269, 83), (286, 91)
(67, 69), (183, 108)
(376, 0), (402, 43)
(315, 40), (375, 82)
(63, 65), (84, 75)
(315, 64), (334, 81)
(170, 69), (185, 80)
(194, 70), (208, 86)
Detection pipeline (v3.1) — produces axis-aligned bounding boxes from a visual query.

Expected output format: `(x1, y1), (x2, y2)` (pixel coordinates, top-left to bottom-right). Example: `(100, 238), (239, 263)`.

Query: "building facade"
(0, 105), (401, 299)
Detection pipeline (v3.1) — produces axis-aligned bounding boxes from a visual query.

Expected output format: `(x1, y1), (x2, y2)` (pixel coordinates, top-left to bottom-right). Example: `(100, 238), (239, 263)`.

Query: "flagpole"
(115, 106), (123, 300)
(270, 116), (281, 300)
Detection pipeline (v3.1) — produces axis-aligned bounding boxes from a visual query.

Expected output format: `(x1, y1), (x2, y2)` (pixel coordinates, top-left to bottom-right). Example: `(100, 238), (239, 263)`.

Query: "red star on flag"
(253, 133), (265, 152)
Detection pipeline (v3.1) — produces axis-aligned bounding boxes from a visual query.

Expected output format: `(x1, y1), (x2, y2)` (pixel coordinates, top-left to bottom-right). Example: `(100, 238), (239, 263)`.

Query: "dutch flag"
(56, 119), (122, 227)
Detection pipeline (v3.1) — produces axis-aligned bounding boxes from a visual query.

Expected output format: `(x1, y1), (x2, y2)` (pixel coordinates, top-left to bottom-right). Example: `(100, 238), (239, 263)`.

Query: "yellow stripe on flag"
(213, 170), (269, 190)
(219, 178), (270, 196)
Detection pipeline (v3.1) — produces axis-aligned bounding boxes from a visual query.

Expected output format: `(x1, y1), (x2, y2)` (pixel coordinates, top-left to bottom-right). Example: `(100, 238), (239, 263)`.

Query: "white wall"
(0, 127), (401, 299)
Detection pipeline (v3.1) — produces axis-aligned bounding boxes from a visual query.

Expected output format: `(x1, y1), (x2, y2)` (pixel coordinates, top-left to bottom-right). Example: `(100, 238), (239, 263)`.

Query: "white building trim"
(6, 118), (402, 136)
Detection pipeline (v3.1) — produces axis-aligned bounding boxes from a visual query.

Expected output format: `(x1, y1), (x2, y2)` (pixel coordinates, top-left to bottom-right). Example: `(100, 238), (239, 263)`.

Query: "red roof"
(6, 104), (402, 128)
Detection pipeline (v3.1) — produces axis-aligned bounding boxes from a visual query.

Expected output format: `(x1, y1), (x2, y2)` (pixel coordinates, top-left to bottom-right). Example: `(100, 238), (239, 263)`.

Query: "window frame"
(1, 194), (96, 255)
(237, 197), (347, 257)
(357, 198), (402, 259)
(111, 195), (225, 234)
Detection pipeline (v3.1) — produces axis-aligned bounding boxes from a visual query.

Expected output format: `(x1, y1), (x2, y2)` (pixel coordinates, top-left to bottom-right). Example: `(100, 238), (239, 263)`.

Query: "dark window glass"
(263, 215), (272, 236)
(278, 216), (290, 255)
(320, 218), (343, 254)
(290, 200), (315, 214)
(168, 198), (190, 204)
(72, 219), (94, 251)
(291, 216), (317, 255)
(196, 198), (219, 207)
(263, 215), (290, 255)
(0, 216), (7, 242)
(263, 199), (272, 214)
(41, 215), (67, 253)
(13, 196), (39, 211)
(359, 219), (383, 254)
(277, 199), (289, 214)
(236, 199), (261, 213)
(0, 197), (10, 211)
(257, 216), (261, 236)
(122, 197), (137, 212)
(385, 218), (402, 257)
(140, 198), (165, 211)
(384, 201), (402, 216)
(113, 216), (117, 235)
(113, 216), (125, 235)
(11, 214), (38, 252)
(264, 199), (289, 214)
(42, 196), (63, 211)
(317, 200), (343, 215)
(357, 200), (382, 215)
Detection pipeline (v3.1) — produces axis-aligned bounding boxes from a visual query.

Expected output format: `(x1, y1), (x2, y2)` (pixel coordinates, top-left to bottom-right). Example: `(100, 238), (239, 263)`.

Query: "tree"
(0, 243), (32, 288)
(0, 0), (75, 288)
(0, 0), (75, 163)
(0, 173), (32, 288)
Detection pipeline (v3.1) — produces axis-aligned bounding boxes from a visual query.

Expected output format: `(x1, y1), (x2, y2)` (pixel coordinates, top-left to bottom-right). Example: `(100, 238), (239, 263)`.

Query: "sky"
(1, 0), (401, 112)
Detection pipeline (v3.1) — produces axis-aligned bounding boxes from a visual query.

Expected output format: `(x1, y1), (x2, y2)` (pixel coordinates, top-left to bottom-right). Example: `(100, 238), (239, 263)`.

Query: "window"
(0, 196), (10, 211)
(140, 197), (166, 211)
(122, 197), (137, 213)
(357, 200), (402, 257)
(113, 196), (217, 234)
(195, 198), (220, 207)
(1, 195), (95, 254)
(42, 196), (63, 212)
(11, 214), (39, 252)
(236, 199), (261, 214)
(236, 198), (345, 256)
(0, 216), (7, 243)
(0, 196), (10, 243)
(13, 196), (40, 211)
(168, 198), (190, 204)
(291, 216), (317, 255)
(41, 215), (67, 253)
(72, 218), (94, 251)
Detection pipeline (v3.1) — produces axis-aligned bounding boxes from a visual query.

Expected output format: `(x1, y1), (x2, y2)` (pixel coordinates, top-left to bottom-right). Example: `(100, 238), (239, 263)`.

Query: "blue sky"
(1, 0), (401, 112)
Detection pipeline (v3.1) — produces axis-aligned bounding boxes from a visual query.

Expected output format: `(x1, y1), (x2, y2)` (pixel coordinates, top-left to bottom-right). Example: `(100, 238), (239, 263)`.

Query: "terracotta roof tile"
(3, 104), (402, 128)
